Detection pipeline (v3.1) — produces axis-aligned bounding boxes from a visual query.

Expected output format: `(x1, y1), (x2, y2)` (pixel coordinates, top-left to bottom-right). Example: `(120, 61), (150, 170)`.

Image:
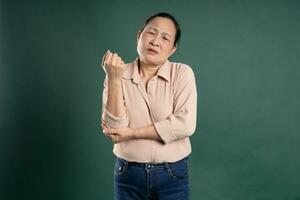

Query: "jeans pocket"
(114, 157), (128, 175)
(166, 157), (189, 179)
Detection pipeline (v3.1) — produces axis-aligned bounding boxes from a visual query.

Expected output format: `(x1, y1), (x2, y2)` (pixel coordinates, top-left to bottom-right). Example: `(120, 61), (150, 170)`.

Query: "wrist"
(107, 78), (122, 86)
(107, 76), (122, 83)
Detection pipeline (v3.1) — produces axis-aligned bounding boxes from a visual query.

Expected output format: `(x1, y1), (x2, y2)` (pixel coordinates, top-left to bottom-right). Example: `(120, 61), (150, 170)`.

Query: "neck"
(138, 58), (161, 78)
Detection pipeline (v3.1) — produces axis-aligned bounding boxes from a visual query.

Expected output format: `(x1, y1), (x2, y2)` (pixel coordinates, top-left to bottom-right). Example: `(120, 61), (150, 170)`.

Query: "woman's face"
(137, 17), (177, 66)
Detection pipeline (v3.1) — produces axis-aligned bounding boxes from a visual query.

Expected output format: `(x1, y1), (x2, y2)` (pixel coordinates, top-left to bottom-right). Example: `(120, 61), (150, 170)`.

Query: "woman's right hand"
(101, 50), (126, 81)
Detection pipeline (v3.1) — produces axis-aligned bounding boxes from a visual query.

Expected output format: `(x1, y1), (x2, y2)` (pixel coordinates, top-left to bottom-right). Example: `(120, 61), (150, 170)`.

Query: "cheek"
(138, 37), (147, 47)
(164, 45), (174, 55)
(137, 39), (148, 55)
(160, 47), (169, 56)
(141, 35), (151, 44)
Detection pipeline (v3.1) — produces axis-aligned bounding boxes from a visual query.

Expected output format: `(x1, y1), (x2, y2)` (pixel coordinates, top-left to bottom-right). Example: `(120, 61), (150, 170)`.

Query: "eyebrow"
(146, 27), (172, 37)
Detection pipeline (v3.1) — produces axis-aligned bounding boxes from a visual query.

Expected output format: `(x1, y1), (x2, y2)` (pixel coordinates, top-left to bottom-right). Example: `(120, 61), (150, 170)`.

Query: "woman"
(101, 12), (197, 200)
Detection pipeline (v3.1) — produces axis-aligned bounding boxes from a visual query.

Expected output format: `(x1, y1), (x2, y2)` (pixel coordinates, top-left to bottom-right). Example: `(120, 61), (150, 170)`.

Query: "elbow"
(185, 113), (197, 137)
(188, 125), (196, 136)
(101, 108), (129, 129)
(177, 118), (196, 139)
(183, 123), (196, 137)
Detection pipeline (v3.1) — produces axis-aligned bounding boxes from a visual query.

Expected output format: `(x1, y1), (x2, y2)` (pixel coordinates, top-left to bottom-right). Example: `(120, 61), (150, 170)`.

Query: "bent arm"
(101, 76), (129, 128)
(132, 125), (162, 141)
(133, 67), (197, 144)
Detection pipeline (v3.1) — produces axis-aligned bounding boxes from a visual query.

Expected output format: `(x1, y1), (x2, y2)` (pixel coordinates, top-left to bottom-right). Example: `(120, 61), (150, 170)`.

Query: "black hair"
(139, 12), (181, 47)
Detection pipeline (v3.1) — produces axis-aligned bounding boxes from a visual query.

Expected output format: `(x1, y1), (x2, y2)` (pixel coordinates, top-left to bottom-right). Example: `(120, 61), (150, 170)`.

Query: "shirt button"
(118, 167), (122, 171)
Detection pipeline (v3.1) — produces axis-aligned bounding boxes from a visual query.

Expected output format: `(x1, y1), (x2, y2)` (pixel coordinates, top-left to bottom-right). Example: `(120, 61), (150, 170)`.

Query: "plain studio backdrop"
(0, 0), (299, 199)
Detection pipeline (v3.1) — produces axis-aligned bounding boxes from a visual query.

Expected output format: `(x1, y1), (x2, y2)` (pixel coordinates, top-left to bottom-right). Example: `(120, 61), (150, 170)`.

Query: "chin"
(142, 55), (162, 65)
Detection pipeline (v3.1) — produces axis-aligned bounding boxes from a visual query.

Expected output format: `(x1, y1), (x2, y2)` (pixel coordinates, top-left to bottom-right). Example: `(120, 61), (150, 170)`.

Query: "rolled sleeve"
(101, 77), (129, 128)
(153, 66), (197, 144)
(153, 119), (176, 144)
(102, 107), (129, 128)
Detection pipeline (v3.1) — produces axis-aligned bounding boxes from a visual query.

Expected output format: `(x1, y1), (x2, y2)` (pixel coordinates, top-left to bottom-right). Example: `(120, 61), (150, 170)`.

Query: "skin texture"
(102, 17), (177, 144)
(102, 50), (127, 118)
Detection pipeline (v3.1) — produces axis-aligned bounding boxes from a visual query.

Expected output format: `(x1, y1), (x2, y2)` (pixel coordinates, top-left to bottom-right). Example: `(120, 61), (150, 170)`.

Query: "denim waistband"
(116, 156), (188, 170)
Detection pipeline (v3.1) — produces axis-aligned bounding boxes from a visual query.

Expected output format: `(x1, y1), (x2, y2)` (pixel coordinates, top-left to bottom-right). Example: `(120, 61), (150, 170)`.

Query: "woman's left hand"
(101, 123), (135, 143)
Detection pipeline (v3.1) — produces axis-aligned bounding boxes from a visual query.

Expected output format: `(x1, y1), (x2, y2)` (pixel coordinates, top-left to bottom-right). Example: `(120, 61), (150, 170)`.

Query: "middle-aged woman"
(101, 12), (197, 200)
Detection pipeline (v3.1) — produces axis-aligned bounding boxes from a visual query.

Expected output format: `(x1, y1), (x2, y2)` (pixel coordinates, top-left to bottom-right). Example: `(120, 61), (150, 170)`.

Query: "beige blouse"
(101, 57), (197, 163)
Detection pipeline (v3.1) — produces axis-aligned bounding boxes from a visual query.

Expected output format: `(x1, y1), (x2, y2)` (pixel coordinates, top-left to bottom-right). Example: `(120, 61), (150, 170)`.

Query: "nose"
(150, 36), (159, 47)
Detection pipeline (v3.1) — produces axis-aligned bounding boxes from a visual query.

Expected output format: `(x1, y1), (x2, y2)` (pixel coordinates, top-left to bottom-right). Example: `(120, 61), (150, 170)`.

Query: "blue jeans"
(114, 156), (189, 200)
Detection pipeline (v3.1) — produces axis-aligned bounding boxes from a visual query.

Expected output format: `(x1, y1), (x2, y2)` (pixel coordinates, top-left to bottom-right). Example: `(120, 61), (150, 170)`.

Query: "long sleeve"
(101, 76), (129, 128)
(153, 66), (197, 144)
(105, 58), (197, 162)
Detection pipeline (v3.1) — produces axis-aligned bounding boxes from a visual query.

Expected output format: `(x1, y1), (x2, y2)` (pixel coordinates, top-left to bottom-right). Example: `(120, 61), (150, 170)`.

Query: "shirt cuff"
(153, 120), (177, 144)
(102, 107), (129, 128)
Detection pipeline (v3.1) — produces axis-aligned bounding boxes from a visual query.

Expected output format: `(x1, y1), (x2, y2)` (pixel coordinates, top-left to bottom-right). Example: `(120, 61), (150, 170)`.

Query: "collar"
(123, 57), (171, 84)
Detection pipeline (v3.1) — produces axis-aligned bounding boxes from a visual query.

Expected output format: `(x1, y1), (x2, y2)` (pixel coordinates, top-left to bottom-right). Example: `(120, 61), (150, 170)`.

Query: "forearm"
(105, 79), (126, 117)
(132, 125), (162, 141)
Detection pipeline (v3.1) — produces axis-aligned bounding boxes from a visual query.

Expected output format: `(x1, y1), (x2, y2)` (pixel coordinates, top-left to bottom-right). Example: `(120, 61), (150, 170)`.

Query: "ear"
(169, 45), (177, 57)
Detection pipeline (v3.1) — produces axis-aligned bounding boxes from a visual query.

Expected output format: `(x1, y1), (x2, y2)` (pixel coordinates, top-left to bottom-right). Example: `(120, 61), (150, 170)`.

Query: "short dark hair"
(139, 12), (181, 47)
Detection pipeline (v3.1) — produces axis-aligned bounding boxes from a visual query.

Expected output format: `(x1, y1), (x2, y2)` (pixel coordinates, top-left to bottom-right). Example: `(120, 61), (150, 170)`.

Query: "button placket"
(147, 78), (155, 97)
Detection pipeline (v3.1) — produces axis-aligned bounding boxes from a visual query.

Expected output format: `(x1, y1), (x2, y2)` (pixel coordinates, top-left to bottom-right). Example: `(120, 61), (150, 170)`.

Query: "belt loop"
(118, 157), (128, 165)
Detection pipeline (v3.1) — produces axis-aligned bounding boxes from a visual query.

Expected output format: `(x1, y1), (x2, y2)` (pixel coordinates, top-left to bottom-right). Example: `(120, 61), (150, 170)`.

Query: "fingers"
(102, 50), (125, 67)
(101, 123), (107, 131)
(101, 123), (115, 142)
(101, 123), (116, 136)
(111, 53), (118, 66)
(101, 50), (109, 66)
(103, 50), (113, 66)
(101, 122), (110, 129)
(104, 128), (117, 135)
(103, 132), (118, 143)
(117, 58), (124, 68)
(101, 50), (127, 80)
(104, 132), (118, 143)
(111, 135), (118, 143)
(101, 123), (109, 138)
(101, 122), (120, 143)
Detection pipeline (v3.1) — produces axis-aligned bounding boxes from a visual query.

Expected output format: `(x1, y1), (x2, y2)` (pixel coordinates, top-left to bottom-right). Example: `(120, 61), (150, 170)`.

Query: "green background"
(1, 0), (300, 199)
